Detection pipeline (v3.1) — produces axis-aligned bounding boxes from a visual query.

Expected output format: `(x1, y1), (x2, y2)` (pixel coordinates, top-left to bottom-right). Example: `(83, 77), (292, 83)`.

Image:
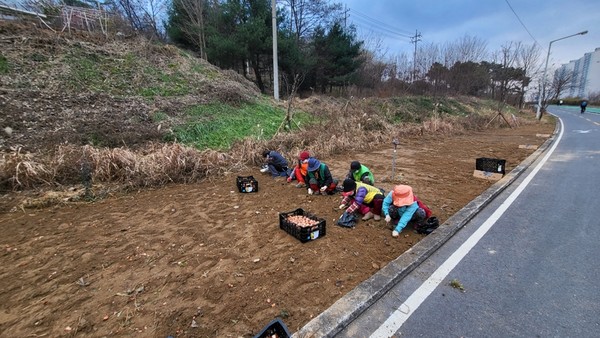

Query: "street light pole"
(535, 30), (588, 119)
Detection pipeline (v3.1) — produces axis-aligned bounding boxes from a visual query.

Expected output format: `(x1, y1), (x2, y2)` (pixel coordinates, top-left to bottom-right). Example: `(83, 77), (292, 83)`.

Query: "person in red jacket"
(287, 150), (310, 188)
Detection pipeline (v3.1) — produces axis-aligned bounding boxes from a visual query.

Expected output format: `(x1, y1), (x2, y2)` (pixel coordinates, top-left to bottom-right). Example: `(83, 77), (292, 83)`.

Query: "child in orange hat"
(382, 185), (428, 237)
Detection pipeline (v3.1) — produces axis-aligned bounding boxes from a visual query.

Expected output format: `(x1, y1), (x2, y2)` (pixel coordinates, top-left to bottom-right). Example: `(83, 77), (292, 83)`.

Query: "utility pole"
(411, 30), (421, 82)
(271, 0), (279, 101)
(343, 4), (349, 28)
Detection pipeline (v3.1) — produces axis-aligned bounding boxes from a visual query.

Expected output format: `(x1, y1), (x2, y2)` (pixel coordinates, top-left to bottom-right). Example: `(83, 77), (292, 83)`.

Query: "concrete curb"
(293, 121), (560, 338)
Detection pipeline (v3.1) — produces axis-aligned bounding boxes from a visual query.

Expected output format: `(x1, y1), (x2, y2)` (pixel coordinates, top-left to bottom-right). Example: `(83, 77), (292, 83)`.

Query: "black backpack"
(414, 217), (440, 235)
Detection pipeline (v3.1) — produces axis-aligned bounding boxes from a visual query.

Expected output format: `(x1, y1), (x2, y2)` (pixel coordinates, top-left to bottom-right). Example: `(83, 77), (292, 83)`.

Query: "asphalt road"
(295, 107), (600, 337)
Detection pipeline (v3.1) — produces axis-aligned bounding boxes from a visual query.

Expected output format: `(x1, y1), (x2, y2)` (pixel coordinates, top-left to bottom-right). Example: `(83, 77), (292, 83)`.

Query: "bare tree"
(416, 42), (440, 81)
(490, 42), (520, 102)
(115, 0), (168, 40)
(515, 43), (540, 108)
(171, 0), (207, 59)
(393, 52), (412, 82)
(140, 0), (169, 40)
(355, 49), (388, 95)
(278, 72), (306, 133)
(588, 91), (600, 102)
(444, 34), (488, 65)
(550, 68), (577, 100)
(282, 0), (341, 43)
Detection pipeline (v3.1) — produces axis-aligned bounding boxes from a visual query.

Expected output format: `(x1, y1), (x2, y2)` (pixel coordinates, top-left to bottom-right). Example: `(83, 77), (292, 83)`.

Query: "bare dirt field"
(0, 120), (555, 337)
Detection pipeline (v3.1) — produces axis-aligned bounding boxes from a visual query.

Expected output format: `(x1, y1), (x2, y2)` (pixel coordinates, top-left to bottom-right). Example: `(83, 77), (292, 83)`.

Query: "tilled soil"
(0, 120), (555, 337)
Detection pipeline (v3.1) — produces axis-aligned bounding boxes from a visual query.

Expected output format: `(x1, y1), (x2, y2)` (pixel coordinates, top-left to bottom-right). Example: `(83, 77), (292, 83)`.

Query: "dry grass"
(0, 96), (526, 196)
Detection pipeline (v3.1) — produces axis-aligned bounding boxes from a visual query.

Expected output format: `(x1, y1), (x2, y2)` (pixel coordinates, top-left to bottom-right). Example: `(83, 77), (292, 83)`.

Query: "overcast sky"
(338, 0), (598, 68)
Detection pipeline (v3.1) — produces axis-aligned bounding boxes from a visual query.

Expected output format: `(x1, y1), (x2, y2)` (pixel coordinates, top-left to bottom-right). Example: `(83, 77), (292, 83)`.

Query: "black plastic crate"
(475, 158), (506, 175)
(237, 176), (258, 193)
(253, 318), (291, 338)
(279, 208), (326, 243)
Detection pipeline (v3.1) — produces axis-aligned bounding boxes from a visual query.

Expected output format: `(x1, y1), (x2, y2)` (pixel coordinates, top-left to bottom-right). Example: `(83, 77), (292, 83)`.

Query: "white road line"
(370, 117), (565, 338)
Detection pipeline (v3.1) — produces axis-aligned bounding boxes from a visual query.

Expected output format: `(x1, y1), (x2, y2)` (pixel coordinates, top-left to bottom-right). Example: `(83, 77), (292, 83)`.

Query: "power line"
(503, 0), (541, 49)
(349, 8), (413, 38)
(349, 15), (412, 41)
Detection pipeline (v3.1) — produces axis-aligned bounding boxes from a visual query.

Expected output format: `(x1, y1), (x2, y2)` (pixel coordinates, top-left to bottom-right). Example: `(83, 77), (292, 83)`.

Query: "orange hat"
(392, 185), (414, 207)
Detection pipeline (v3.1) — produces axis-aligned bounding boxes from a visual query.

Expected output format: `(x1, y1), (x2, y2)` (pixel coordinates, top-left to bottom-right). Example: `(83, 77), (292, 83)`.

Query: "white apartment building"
(557, 47), (600, 98)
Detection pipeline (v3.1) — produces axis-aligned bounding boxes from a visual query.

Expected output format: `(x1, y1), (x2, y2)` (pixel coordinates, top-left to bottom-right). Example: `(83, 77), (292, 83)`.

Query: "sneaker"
(362, 212), (374, 221)
(373, 214), (381, 221)
(260, 166), (269, 173)
(392, 230), (399, 238)
(295, 183), (304, 188)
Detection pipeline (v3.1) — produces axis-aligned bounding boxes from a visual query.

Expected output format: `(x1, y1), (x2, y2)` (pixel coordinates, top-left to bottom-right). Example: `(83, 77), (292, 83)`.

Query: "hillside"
(0, 21), (261, 152)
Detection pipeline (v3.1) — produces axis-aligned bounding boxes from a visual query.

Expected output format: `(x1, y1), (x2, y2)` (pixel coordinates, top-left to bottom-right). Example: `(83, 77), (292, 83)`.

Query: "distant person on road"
(261, 150), (289, 177)
(305, 158), (338, 195)
(339, 178), (384, 221)
(287, 150), (310, 187)
(580, 99), (588, 113)
(346, 161), (375, 185)
(382, 185), (430, 238)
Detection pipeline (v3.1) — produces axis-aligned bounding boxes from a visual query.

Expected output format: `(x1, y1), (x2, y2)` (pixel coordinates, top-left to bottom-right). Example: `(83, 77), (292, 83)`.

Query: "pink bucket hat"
(392, 185), (414, 207)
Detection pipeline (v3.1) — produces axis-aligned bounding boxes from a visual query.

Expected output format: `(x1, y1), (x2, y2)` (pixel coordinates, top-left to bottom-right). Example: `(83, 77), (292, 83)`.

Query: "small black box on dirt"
(237, 176), (258, 193)
(279, 208), (326, 243)
(253, 318), (291, 338)
(475, 158), (506, 174)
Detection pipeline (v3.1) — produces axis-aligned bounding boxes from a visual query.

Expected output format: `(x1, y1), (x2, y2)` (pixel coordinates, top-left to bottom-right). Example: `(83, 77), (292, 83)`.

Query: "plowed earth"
(0, 121), (555, 337)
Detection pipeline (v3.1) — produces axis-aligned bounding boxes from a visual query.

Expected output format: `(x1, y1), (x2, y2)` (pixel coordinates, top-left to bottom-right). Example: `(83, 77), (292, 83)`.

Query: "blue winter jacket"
(382, 191), (419, 233)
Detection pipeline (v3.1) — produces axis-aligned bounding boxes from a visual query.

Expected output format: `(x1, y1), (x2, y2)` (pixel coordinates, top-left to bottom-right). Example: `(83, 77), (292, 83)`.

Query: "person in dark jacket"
(261, 150), (289, 177)
(305, 158), (338, 195)
(580, 99), (588, 113)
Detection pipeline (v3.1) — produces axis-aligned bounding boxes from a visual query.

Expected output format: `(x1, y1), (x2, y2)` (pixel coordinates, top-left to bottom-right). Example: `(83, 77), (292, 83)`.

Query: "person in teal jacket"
(347, 161), (375, 185)
(381, 185), (426, 237)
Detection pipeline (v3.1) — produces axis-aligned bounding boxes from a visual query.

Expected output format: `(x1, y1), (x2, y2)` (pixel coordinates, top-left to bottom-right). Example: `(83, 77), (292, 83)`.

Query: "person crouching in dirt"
(339, 178), (384, 221)
(261, 150), (289, 177)
(382, 185), (428, 237)
(305, 158), (338, 195)
(347, 160), (375, 185)
(287, 150), (310, 188)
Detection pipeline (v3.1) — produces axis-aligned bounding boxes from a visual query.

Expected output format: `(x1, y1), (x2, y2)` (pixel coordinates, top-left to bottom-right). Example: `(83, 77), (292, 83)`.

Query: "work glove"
(320, 186), (327, 192)
(385, 215), (392, 223)
(286, 176), (292, 183)
(338, 204), (346, 210)
(308, 188), (314, 195)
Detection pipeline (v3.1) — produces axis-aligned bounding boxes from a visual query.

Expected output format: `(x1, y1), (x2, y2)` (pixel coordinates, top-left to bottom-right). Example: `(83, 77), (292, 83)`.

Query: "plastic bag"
(337, 211), (357, 228)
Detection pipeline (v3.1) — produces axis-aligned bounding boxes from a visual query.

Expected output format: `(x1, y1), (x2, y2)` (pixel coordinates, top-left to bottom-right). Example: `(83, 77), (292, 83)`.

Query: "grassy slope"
(0, 21), (538, 193)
